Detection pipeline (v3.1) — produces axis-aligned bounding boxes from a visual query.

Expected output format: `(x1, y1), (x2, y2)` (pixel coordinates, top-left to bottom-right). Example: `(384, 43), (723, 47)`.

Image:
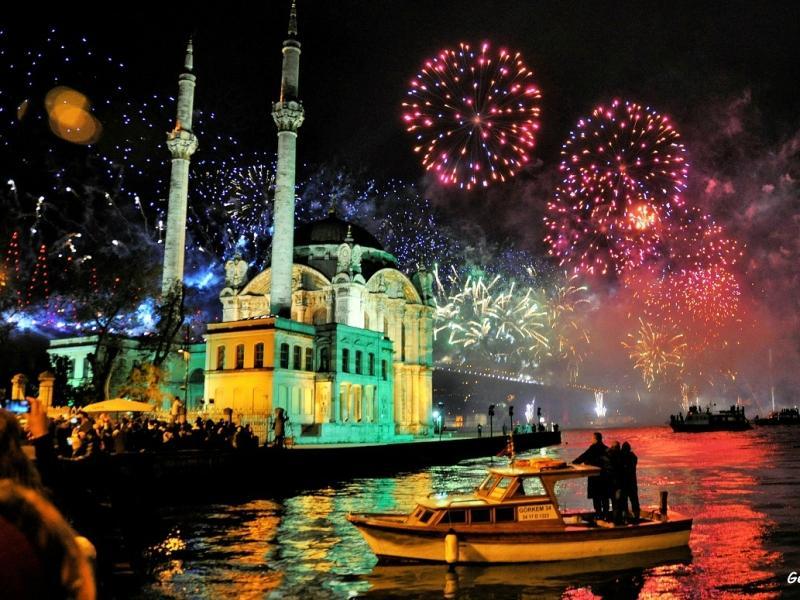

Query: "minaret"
(162, 40), (199, 296)
(270, 0), (305, 316)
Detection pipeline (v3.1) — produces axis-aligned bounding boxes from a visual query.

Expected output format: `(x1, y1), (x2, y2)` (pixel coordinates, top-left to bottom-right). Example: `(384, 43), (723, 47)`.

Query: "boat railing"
(425, 493), (491, 507)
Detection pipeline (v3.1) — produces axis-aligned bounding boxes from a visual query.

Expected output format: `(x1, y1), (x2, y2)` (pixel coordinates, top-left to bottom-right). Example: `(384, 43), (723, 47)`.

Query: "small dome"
(294, 214), (383, 250)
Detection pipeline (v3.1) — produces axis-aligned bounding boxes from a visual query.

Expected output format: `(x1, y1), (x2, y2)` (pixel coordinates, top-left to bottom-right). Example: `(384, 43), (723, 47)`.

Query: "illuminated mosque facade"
(204, 2), (434, 441)
(51, 2), (435, 443)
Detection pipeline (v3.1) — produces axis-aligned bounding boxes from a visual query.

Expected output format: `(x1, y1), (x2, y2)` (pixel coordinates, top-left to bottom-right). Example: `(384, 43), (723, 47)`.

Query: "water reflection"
(136, 427), (794, 599)
(365, 547), (692, 599)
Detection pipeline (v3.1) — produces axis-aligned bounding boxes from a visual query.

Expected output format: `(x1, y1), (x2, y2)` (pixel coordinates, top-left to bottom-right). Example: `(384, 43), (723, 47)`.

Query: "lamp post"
(437, 401), (445, 441)
(488, 404), (495, 437)
(179, 347), (190, 409)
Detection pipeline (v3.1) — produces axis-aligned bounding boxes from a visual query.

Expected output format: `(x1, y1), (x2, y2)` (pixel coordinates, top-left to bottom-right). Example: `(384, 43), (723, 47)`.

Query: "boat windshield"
(479, 474), (501, 491)
(516, 476), (547, 497)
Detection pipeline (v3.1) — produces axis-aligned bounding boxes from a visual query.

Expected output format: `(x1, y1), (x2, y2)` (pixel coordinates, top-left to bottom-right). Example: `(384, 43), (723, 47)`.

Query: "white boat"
(347, 457), (692, 564)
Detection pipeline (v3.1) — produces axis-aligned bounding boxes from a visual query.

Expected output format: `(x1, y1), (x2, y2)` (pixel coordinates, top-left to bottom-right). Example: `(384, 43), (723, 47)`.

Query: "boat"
(753, 407), (800, 426)
(347, 457), (692, 564)
(669, 405), (751, 432)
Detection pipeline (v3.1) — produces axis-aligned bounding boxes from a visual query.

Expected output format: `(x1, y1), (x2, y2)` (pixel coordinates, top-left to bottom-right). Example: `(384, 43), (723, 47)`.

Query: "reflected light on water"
(138, 427), (794, 599)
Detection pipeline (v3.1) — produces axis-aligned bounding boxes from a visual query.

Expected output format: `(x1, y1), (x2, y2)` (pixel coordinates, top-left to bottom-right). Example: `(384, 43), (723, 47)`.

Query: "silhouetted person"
(621, 441), (640, 522)
(573, 431), (610, 518)
(272, 407), (287, 448)
(477, 424), (483, 438)
(607, 441), (625, 524)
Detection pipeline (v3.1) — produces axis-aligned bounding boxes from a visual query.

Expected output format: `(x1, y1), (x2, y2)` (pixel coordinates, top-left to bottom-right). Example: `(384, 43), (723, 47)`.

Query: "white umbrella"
(81, 398), (156, 413)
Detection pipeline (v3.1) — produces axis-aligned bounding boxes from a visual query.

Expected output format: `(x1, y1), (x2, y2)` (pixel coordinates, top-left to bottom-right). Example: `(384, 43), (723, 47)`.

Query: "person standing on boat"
(621, 441), (640, 522)
(572, 431), (610, 518)
(607, 441), (626, 524)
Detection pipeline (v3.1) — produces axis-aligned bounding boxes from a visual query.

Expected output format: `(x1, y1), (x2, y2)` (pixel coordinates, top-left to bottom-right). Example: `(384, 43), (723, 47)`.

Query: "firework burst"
(624, 318), (687, 389)
(545, 272), (591, 382)
(402, 42), (541, 190)
(545, 99), (688, 276)
(434, 268), (550, 366)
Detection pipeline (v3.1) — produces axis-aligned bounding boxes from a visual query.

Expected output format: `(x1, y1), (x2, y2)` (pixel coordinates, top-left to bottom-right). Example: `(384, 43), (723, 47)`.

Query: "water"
(128, 427), (800, 599)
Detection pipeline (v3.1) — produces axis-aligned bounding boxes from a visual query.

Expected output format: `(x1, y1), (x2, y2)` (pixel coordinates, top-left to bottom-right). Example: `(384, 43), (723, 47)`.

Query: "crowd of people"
(49, 411), (260, 458)
(573, 431), (640, 525)
(1, 399), (97, 599)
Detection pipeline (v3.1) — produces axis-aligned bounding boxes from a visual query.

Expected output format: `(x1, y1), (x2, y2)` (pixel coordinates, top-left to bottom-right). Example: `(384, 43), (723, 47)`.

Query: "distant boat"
(670, 405), (751, 432)
(589, 415), (636, 428)
(754, 407), (800, 426)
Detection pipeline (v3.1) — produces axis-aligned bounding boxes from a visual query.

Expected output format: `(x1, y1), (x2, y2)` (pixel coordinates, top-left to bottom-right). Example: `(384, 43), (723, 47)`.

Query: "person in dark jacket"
(620, 441), (640, 522)
(607, 441), (625, 524)
(572, 431), (610, 518)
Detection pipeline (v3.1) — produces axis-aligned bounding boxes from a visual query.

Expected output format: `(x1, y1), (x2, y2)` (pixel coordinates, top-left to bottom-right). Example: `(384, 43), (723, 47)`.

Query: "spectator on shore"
(273, 407), (287, 448)
(0, 479), (96, 600)
(0, 401), (97, 599)
(0, 408), (43, 490)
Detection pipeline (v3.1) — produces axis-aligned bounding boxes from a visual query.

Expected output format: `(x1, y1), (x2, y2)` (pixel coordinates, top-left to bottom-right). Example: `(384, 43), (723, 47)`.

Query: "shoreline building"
(204, 2), (434, 442)
(48, 2), (435, 443)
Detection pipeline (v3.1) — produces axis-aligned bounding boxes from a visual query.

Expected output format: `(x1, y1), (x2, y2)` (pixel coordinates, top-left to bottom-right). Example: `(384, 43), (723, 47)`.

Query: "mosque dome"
(294, 214), (384, 250)
(292, 214), (397, 280)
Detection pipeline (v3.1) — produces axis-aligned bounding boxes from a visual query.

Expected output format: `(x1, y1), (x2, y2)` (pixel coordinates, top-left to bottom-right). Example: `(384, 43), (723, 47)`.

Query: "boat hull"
(349, 515), (692, 564)
(670, 423), (751, 432)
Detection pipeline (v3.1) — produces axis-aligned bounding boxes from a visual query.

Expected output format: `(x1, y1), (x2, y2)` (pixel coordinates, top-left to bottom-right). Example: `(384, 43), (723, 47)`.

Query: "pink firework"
(544, 99), (688, 276)
(638, 263), (741, 348)
(401, 42), (542, 190)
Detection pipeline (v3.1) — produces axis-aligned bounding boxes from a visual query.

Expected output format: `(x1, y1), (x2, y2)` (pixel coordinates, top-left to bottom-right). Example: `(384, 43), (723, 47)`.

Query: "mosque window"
(381, 360), (387, 381)
(355, 350), (363, 374)
(254, 343), (264, 368)
(216, 346), (225, 370)
(293, 345), (302, 370)
(280, 343), (289, 369)
(319, 347), (329, 372)
(305, 347), (313, 371)
(368, 353), (375, 376)
(342, 348), (350, 373)
(235, 344), (245, 369)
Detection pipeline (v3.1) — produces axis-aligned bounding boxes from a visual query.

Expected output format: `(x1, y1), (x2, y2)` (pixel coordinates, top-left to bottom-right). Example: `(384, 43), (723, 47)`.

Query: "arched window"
(319, 347), (329, 372)
(279, 343), (290, 369)
(381, 359), (387, 381)
(293, 345), (302, 370)
(342, 348), (350, 373)
(401, 323), (406, 361)
(254, 343), (264, 368)
(305, 347), (313, 371)
(368, 353), (375, 376)
(355, 350), (363, 375)
(235, 344), (245, 369)
(216, 346), (226, 370)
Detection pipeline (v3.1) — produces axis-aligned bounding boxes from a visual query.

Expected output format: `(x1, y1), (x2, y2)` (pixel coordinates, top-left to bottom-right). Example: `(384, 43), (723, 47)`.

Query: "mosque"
(49, 1), (435, 443)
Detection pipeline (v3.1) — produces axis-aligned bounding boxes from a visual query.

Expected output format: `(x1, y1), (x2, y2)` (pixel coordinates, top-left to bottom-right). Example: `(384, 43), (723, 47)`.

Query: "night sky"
(3, 2), (800, 399)
(9, 0), (798, 177)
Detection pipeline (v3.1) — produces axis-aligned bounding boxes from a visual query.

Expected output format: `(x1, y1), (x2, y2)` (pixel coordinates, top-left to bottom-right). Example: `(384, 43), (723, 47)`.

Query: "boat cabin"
(407, 458), (600, 529)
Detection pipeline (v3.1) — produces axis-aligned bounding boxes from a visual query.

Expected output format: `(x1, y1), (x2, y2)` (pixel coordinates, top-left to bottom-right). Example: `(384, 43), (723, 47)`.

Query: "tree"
(117, 361), (166, 405)
(71, 260), (158, 401)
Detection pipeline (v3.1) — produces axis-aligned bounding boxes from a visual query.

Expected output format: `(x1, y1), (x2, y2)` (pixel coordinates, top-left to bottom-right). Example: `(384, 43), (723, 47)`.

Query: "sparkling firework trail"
(402, 42), (541, 190)
(624, 318), (687, 390)
(433, 267), (590, 381)
(545, 99), (689, 276)
(434, 267), (550, 366)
